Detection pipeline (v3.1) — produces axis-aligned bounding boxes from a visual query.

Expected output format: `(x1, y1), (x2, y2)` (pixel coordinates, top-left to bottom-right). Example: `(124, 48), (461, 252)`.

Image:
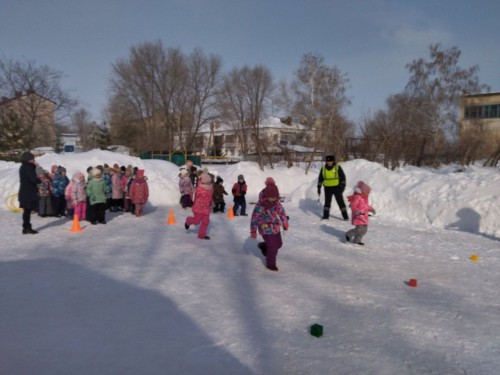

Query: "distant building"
(0, 90), (57, 148)
(460, 92), (500, 156)
(182, 116), (316, 160)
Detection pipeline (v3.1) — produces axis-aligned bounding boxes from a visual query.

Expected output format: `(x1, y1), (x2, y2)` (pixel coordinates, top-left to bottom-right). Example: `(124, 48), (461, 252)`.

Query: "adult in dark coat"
(18, 151), (39, 234)
(317, 155), (349, 220)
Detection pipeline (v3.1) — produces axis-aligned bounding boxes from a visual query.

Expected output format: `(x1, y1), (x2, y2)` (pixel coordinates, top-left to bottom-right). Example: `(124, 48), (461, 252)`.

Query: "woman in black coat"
(18, 151), (39, 234)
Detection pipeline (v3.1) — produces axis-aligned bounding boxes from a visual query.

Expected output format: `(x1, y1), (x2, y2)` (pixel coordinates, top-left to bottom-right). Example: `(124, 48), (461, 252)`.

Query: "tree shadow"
(0, 258), (252, 375)
(445, 207), (499, 241)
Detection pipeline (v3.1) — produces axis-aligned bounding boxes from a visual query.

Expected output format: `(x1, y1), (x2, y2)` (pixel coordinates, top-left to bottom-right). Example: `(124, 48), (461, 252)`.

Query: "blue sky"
(1, 0), (499, 125)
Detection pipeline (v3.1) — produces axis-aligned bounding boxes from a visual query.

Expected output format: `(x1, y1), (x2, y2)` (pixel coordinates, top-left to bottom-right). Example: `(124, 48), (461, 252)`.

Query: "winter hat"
(21, 151), (35, 162)
(96, 165), (104, 172)
(92, 168), (102, 177)
(120, 166), (126, 172)
(113, 163), (119, 169)
(136, 169), (145, 178)
(216, 176), (223, 184)
(72, 172), (84, 182)
(51, 164), (59, 173)
(180, 169), (189, 177)
(36, 166), (44, 175)
(265, 177), (276, 186)
(199, 172), (213, 190)
(357, 181), (371, 195)
(325, 155), (335, 162)
(86, 166), (93, 173)
(58, 166), (66, 173)
(260, 183), (280, 207)
(237, 174), (244, 181)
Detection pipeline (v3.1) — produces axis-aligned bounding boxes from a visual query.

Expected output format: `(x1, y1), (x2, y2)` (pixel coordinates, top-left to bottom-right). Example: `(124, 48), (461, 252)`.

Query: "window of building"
(465, 104), (500, 119)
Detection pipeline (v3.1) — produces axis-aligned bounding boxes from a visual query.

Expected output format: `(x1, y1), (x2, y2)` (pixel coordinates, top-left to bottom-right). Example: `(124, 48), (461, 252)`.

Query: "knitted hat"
(325, 155), (335, 162)
(92, 168), (102, 177)
(136, 169), (144, 177)
(260, 181), (280, 207)
(265, 177), (276, 186)
(36, 166), (44, 175)
(51, 164), (59, 173)
(58, 166), (66, 173)
(357, 181), (371, 194)
(199, 172), (212, 190)
(216, 176), (223, 184)
(180, 169), (189, 177)
(21, 151), (35, 162)
(238, 174), (244, 181)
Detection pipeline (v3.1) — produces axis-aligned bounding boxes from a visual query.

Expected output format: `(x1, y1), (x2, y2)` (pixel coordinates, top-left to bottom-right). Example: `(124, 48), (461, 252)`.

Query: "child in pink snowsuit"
(129, 169), (149, 216)
(345, 181), (376, 245)
(185, 172), (213, 240)
(71, 172), (87, 220)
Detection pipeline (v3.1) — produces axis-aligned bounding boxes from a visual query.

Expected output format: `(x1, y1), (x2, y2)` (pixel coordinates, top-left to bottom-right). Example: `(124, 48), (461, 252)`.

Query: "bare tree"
(107, 41), (222, 153)
(0, 57), (77, 148)
(72, 108), (97, 151)
(404, 44), (489, 166)
(217, 65), (274, 169)
(278, 53), (351, 173)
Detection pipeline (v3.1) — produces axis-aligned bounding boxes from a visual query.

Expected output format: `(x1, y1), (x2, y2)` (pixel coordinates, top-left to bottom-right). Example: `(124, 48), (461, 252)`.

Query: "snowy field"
(0, 150), (499, 375)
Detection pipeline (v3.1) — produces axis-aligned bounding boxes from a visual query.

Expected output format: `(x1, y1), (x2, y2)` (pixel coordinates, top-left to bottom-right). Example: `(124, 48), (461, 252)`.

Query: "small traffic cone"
(227, 206), (235, 219)
(166, 209), (177, 224)
(69, 214), (84, 232)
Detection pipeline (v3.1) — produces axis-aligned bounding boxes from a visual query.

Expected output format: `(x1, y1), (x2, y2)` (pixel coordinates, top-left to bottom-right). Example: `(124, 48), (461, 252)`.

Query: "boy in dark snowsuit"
(232, 174), (247, 216)
(213, 176), (228, 213)
(317, 155), (348, 220)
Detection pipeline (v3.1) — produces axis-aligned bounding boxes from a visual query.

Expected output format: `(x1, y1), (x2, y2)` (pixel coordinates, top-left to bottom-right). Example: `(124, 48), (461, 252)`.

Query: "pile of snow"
(1, 150), (498, 237)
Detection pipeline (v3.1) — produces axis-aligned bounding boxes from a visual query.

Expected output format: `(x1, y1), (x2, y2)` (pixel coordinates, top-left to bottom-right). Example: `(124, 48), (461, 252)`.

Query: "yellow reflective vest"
(321, 165), (340, 187)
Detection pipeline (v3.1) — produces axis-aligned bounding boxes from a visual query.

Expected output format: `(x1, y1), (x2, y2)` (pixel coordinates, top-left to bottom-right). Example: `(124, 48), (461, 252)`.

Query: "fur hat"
(325, 155), (335, 162)
(237, 174), (244, 181)
(21, 151), (35, 162)
(357, 180), (371, 195)
(199, 172), (213, 190)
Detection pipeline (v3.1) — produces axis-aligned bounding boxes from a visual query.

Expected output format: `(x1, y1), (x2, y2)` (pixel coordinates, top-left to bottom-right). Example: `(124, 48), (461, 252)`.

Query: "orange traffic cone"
(227, 206), (234, 219)
(69, 214), (84, 232)
(167, 209), (177, 224)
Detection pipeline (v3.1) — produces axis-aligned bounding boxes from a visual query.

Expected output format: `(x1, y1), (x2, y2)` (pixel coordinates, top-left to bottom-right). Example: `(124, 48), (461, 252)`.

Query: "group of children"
(35, 163), (150, 224)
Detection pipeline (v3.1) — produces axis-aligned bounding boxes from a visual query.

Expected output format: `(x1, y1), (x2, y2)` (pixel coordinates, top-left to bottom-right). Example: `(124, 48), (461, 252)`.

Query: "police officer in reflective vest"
(317, 155), (349, 220)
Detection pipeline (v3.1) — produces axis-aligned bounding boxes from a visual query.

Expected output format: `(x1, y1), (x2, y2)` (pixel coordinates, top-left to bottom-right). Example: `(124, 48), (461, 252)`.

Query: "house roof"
(0, 90), (57, 106)
(198, 116), (308, 134)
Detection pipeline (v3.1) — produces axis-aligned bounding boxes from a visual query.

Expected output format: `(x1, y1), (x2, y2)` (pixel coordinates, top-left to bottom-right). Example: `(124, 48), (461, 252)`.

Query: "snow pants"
(262, 232), (283, 268)
(186, 212), (210, 238)
(74, 201), (87, 221)
(346, 225), (368, 244)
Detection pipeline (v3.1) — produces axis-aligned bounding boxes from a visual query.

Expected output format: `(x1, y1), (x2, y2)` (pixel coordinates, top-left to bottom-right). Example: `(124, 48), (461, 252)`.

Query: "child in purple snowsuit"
(179, 168), (194, 209)
(250, 177), (289, 271)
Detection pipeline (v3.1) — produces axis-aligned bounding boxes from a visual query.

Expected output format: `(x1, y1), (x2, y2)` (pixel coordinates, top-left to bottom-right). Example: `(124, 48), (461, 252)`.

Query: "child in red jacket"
(129, 169), (149, 217)
(185, 172), (213, 239)
(345, 181), (376, 245)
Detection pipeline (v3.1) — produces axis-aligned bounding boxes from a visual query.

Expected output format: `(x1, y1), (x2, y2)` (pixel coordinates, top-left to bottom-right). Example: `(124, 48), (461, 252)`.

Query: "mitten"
(370, 209), (376, 215)
(283, 223), (289, 231)
(250, 232), (257, 239)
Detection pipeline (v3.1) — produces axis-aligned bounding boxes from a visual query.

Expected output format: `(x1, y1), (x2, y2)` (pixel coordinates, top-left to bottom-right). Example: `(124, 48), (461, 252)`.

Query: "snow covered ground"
(1, 150), (499, 374)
